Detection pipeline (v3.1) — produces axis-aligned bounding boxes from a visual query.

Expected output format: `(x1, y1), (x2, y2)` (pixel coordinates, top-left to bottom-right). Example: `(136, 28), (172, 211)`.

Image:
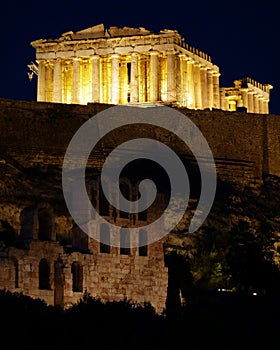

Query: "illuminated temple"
(30, 23), (272, 113)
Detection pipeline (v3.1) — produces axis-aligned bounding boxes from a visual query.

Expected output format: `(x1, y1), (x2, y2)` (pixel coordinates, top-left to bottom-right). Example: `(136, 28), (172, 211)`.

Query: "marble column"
(200, 66), (208, 109)
(167, 51), (176, 102)
(241, 89), (248, 110)
(72, 57), (81, 104)
(37, 60), (46, 102)
(253, 94), (259, 113)
(53, 59), (62, 103)
(91, 55), (100, 103)
(130, 52), (139, 103)
(111, 54), (120, 104)
(178, 54), (187, 105)
(247, 92), (254, 113)
(186, 58), (195, 109)
(213, 72), (220, 109)
(149, 51), (159, 102)
(193, 63), (202, 109)
(207, 70), (214, 109)
(220, 88), (226, 110)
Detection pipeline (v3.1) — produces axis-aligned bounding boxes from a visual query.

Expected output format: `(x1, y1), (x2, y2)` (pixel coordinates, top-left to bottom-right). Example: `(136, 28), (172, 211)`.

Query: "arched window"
(100, 224), (110, 254)
(71, 262), (83, 292)
(11, 257), (19, 288)
(38, 207), (52, 241)
(120, 228), (130, 255)
(119, 181), (130, 219)
(99, 181), (110, 216)
(39, 258), (51, 290)
(137, 184), (148, 222)
(139, 229), (148, 256)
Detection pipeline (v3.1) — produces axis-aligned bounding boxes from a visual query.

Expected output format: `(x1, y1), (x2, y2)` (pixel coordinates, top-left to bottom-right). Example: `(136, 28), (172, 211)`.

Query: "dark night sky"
(1, 0), (279, 114)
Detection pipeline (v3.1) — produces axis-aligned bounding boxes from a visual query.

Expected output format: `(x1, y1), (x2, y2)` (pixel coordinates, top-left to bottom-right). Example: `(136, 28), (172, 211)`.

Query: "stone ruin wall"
(1, 97), (280, 312)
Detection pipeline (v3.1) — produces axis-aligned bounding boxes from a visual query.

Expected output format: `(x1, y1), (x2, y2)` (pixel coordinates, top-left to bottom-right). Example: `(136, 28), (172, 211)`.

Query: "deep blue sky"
(1, 0), (279, 114)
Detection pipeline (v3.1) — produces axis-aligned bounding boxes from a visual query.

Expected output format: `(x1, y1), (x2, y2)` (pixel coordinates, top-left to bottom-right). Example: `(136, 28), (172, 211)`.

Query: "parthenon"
(30, 23), (273, 113)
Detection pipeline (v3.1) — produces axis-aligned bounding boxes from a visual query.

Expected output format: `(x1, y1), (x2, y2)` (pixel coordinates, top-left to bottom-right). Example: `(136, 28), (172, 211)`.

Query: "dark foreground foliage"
(1, 289), (280, 350)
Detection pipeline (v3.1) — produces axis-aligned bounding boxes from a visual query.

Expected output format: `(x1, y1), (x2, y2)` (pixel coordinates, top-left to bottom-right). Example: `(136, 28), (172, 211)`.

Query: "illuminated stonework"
(31, 23), (272, 113)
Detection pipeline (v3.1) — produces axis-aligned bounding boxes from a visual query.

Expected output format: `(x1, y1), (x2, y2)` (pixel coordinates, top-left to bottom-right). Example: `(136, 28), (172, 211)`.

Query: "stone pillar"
(167, 51), (176, 102)
(220, 88), (226, 110)
(186, 58), (195, 109)
(241, 89), (248, 110)
(130, 52), (139, 103)
(178, 54), (186, 105)
(72, 57), (81, 104)
(193, 63), (202, 109)
(253, 94), (259, 113)
(263, 100), (269, 114)
(149, 51), (159, 102)
(53, 59), (62, 103)
(111, 54), (120, 104)
(213, 72), (220, 109)
(207, 70), (214, 109)
(247, 92), (254, 113)
(259, 98), (264, 114)
(37, 60), (46, 102)
(91, 55), (100, 103)
(200, 66), (208, 109)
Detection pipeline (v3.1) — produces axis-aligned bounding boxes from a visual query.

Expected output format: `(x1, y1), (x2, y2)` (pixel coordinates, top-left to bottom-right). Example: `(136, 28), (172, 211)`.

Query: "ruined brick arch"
(135, 179), (148, 222)
(39, 258), (51, 290)
(36, 203), (54, 241)
(71, 261), (83, 293)
(119, 178), (132, 219)
(11, 256), (19, 288)
(19, 202), (55, 242)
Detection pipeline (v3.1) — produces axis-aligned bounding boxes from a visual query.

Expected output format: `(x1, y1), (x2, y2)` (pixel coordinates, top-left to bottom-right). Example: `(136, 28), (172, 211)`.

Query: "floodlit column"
(111, 54), (120, 104)
(37, 60), (46, 102)
(178, 54), (187, 105)
(91, 55), (100, 103)
(167, 51), (176, 102)
(207, 70), (214, 109)
(247, 92), (254, 113)
(72, 57), (81, 104)
(186, 58), (195, 109)
(259, 98), (264, 114)
(53, 59), (62, 103)
(130, 52), (139, 103)
(200, 66), (208, 109)
(149, 51), (159, 102)
(213, 72), (220, 109)
(220, 88), (226, 110)
(241, 89), (248, 110)
(193, 63), (202, 109)
(253, 94), (259, 113)
(263, 100), (269, 114)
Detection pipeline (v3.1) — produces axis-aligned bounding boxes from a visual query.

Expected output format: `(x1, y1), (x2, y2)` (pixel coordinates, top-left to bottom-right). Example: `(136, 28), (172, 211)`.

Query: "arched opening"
(119, 181), (130, 219)
(71, 262), (83, 293)
(139, 229), (148, 256)
(100, 223), (111, 254)
(99, 181), (110, 216)
(120, 228), (130, 255)
(39, 258), (51, 290)
(11, 257), (19, 288)
(38, 207), (52, 241)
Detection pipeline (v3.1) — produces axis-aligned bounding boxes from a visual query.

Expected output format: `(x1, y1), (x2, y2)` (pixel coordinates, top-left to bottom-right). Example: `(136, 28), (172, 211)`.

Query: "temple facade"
(30, 23), (272, 113)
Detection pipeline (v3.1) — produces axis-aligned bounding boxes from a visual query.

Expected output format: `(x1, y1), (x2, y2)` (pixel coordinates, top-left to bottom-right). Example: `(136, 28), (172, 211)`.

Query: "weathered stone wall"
(0, 239), (167, 313)
(0, 98), (279, 183)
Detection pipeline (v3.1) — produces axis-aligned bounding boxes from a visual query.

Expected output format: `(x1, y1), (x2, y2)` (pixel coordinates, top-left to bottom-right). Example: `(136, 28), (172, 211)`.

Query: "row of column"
(37, 52), (221, 109)
(220, 88), (269, 114)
